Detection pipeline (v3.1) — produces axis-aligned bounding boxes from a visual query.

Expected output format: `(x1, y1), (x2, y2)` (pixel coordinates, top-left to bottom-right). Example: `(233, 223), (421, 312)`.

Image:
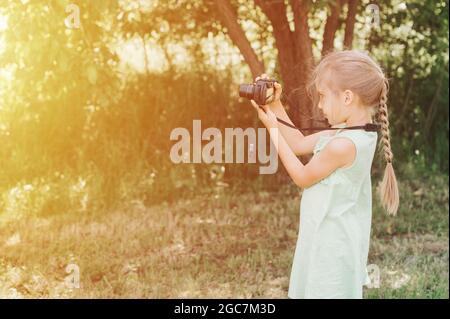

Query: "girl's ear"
(343, 89), (354, 106)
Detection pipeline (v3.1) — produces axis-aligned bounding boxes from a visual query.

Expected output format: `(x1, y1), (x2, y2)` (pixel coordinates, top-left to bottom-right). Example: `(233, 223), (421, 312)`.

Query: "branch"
(344, 0), (358, 49)
(394, 72), (414, 128)
(322, 0), (343, 56)
(425, 69), (445, 141)
(213, 0), (264, 78)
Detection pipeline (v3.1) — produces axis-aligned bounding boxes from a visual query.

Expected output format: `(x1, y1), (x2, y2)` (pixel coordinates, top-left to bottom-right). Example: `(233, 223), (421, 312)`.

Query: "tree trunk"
(322, 0), (343, 56)
(290, 0), (316, 130)
(344, 0), (358, 49)
(394, 72), (414, 129)
(425, 70), (445, 141)
(215, 0), (357, 135)
(255, 0), (307, 128)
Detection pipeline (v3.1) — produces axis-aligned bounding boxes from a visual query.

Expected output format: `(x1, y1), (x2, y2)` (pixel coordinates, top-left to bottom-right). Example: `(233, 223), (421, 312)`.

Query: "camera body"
(239, 78), (277, 106)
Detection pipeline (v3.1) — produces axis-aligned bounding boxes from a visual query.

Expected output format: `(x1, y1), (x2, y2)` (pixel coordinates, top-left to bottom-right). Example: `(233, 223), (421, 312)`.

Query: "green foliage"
(367, 0), (449, 174)
(0, 0), (448, 217)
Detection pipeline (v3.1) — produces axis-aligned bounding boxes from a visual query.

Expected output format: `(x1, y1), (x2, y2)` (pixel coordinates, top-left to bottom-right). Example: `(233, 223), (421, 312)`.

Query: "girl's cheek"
(327, 105), (334, 120)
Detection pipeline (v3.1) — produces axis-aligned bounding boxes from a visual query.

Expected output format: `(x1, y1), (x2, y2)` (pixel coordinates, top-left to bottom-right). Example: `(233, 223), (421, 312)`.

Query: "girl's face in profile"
(316, 77), (349, 126)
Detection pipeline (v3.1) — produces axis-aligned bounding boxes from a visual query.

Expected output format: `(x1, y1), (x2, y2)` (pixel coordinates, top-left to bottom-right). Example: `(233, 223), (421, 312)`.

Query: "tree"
(213, 0), (361, 130)
(116, 0), (361, 131)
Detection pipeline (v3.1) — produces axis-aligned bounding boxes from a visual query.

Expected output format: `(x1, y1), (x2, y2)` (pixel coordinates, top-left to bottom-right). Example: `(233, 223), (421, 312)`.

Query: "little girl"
(251, 50), (400, 299)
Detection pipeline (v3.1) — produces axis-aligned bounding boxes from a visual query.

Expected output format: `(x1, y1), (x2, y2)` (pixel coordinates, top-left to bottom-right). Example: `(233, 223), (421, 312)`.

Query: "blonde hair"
(307, 50), (400, 215)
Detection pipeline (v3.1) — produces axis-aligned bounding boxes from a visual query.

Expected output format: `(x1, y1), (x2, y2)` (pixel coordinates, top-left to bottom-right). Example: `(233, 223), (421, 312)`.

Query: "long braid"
(379, 79), (394, 163)
(377, 78), (399, 215)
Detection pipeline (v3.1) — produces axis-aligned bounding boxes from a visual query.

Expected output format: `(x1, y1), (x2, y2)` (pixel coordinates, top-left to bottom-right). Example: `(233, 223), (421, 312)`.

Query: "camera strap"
(258, 106), (380, 132)
(259, 95), (380, 132)
(276, 117), (380, 132)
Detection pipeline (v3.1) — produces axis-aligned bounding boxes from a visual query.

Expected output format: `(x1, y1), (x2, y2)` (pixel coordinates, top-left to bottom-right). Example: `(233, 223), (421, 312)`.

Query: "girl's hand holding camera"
(250, 74), (283, 129)
(251, 100), (279, 129)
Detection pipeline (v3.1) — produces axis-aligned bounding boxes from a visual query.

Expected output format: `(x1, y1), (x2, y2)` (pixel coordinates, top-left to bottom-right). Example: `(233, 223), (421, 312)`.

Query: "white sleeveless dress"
(288, 127), (378, 299)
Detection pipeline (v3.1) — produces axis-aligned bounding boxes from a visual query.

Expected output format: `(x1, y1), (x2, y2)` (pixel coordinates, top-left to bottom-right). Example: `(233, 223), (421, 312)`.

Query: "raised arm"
(252, 101), (356, 189)
(252, 74), (332, 156)
(270, 102), (336, 155)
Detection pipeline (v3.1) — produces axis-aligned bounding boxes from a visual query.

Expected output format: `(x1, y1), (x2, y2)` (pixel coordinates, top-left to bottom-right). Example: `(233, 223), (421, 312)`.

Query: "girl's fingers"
(255, 74), (270, 82)
(251, 100), (267, 121)
(274, 82), (282, 98)
(274, 82), (282, 93)
(251, 100), (265, 118)
(251, 99), (267, 112)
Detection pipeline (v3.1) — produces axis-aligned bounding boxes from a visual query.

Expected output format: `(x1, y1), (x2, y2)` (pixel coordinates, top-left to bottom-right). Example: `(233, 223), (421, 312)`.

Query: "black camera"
(239, 78), (278, 106)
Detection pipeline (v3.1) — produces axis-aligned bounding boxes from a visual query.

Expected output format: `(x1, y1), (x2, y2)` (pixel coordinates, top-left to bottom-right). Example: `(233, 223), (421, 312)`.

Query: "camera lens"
(239, 84), (255, 100)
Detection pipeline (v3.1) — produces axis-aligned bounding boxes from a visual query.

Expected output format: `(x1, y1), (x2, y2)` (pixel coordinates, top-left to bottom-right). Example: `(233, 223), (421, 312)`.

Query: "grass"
(0, 174), (448, 298)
